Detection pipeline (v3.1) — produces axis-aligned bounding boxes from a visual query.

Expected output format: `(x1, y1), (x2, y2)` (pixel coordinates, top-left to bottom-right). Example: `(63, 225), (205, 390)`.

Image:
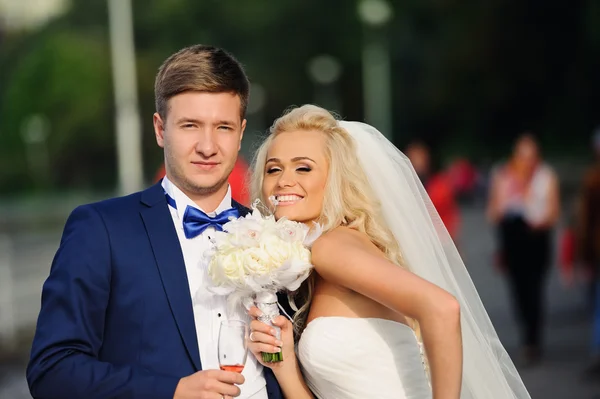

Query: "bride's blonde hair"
(251, 105), (408, 336)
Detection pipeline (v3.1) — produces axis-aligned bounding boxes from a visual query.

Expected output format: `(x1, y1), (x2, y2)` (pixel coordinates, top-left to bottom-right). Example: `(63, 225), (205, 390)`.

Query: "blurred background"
(1, 0), (600, 397)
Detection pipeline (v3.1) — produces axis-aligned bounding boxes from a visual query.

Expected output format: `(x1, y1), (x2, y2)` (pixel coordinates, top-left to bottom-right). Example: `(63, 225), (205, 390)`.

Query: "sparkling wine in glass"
(218, 320), (248, 373)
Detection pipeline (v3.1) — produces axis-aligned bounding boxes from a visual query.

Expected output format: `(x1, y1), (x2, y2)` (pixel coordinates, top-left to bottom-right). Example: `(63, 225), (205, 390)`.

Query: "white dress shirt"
(162, 177), (268, 399)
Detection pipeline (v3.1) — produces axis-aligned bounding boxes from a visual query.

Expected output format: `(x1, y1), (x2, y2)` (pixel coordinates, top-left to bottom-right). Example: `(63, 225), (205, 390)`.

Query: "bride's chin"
(275, 210), (301, 222)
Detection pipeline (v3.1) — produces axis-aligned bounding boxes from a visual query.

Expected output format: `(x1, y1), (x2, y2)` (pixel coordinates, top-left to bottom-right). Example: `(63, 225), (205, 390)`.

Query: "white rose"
(209, 251), (245, 284)
(288, 240), (311, 263)
(276, 219), (308, 242)
(260, 234), (292, 265)
(224, 252), (246, 280)
(242, 247), (275, 275)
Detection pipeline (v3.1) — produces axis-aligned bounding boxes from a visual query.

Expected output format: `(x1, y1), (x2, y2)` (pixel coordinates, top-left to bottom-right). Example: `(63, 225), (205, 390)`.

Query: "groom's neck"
(195, 187), (229, 213)
(173, 179), (229, 213)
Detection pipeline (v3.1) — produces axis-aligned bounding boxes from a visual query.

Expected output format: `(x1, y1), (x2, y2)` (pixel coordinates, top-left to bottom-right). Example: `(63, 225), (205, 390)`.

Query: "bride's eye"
(297, 166), (312, 172)
(266, 167), (281, 174)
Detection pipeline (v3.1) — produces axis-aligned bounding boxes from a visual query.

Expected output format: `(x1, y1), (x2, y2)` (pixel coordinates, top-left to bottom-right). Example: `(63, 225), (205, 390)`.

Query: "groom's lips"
(192, 161), (219, 171)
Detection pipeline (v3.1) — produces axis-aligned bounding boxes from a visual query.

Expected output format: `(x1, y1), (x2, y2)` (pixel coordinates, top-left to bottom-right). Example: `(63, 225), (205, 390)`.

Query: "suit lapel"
(231, 199), (251, 217)
(139, 183), (202, 371)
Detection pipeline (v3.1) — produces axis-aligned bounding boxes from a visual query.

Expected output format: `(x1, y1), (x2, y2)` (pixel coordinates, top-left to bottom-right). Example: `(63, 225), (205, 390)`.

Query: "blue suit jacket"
(27, 182), (284, 399)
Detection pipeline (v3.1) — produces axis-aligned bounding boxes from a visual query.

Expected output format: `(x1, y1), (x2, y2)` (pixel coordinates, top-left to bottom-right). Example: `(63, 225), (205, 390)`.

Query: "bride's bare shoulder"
(311, 227), (380, 264)
(309, 226), (400, 292)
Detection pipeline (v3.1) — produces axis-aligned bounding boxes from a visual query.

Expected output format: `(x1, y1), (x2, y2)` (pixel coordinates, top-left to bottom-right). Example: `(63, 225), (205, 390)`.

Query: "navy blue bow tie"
(165, 194), (240, 239)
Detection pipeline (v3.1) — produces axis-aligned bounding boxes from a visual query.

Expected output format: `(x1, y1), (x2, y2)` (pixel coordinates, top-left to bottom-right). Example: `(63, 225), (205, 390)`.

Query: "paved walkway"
(461, 206), (599, 399)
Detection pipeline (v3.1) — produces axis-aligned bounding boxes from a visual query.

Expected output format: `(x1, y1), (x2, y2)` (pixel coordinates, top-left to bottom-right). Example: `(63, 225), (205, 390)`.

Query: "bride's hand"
(247, 306), (295, 370)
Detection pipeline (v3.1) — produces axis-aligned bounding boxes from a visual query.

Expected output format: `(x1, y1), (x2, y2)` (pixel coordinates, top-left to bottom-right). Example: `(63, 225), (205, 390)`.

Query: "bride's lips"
(192, 161), (219, 171)
(274, 194), (304, 206)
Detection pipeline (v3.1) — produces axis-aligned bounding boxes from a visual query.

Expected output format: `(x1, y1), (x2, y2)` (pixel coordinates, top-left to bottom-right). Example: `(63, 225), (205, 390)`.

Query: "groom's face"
(153, 91), (246, 201)
(262, 130), (328, 224)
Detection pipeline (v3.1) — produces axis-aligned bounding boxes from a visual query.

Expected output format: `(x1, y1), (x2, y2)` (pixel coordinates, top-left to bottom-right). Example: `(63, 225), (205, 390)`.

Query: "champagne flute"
(218, 320), (249, 373)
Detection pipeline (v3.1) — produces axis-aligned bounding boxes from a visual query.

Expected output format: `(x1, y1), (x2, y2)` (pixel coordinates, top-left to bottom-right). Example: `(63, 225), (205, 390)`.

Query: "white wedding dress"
(297, 317), (432, 399)
(290, 121), (530, 399)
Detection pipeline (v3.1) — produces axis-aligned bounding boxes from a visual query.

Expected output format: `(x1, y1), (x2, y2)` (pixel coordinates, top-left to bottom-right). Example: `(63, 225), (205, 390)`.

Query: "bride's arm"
(247, 310), (314, 399)
(311, 227), (462, 399)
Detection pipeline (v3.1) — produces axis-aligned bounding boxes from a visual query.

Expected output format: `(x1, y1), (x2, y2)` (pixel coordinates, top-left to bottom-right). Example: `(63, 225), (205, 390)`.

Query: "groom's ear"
(239, 118), (247, 150)
(154, 112), (166, 148)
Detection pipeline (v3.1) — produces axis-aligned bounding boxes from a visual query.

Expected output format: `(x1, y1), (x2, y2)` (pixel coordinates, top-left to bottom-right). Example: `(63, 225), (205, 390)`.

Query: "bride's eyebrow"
(266, 157), (316, 163)
(291, 156), (316, 163)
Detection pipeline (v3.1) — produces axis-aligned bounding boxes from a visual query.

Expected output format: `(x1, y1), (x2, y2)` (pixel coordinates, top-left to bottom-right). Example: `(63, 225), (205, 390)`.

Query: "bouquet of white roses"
(205, 199), (321, 362)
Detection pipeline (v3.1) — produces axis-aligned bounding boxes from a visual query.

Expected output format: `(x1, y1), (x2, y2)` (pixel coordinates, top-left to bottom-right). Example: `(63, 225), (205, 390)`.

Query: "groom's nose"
(194, 129), (218, 157)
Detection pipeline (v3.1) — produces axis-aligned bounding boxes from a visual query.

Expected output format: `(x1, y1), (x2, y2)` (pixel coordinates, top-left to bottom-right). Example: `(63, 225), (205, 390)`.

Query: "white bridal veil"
(339, 121), (531, 399)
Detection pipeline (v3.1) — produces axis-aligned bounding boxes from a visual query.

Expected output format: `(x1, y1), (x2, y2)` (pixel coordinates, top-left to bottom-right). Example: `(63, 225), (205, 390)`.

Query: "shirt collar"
(161, 176), (232, 224)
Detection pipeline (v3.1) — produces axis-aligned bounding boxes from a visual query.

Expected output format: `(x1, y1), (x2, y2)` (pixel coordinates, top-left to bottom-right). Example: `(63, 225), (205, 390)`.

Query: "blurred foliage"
(0, 0), (599, 195)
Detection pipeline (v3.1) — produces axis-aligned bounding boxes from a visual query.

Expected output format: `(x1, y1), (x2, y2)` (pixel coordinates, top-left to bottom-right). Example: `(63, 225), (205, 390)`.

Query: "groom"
(26, 45), (282, 399)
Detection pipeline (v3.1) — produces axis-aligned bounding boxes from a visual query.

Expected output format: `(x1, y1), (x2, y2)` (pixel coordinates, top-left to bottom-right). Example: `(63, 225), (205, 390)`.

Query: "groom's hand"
(173, 369), (244, 399)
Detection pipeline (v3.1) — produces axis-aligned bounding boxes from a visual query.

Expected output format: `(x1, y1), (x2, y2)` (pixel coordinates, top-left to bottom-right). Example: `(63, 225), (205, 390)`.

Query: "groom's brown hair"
(154, 44), (250, 120)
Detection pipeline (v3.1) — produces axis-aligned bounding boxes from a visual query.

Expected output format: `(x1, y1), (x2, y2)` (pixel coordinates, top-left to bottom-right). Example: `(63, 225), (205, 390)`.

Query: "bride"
(245, 104), (531, 398)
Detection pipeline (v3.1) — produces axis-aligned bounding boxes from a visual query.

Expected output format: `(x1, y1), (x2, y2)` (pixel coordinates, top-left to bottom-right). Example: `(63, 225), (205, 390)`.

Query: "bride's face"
(262, 130), (329, 224)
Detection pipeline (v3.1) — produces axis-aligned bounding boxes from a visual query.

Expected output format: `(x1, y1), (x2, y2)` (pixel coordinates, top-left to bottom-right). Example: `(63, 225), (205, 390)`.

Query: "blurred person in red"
(447, 157), (479, 203)
(406, 141), (460, 241)
(154, 156), (250, 206)
(575, 127), (600, 381)
(487, 133), (560, 366)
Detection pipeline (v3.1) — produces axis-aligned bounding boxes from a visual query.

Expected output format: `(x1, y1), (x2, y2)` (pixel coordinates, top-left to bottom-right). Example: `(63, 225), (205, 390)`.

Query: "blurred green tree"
(0, 27), (113, 193)
(0, 0), (598, 196)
